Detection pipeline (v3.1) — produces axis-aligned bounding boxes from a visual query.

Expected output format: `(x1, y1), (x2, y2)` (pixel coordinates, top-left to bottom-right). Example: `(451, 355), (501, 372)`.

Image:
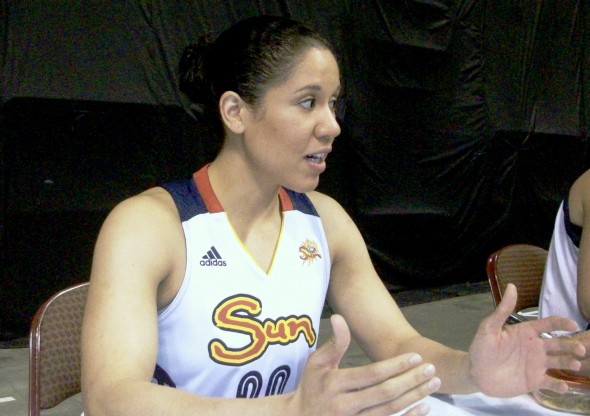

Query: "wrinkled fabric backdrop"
(1, 0), (589, 338)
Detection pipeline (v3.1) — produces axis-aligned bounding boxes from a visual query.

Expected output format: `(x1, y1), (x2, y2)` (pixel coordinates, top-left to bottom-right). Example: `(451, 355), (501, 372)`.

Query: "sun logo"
(299, 239), (322, 265)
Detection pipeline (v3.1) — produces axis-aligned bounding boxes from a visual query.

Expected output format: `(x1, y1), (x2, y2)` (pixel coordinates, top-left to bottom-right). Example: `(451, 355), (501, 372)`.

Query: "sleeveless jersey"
(154, 165), (331, 398)
(539, 199), (587, 332)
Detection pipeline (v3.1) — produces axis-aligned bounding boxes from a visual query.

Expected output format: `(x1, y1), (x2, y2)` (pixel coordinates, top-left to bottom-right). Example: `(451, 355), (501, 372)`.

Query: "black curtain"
(1, 0), (589, 338)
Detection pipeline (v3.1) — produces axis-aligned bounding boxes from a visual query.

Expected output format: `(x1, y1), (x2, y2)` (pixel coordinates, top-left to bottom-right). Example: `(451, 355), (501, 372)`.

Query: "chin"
(284, 178), (320, 193)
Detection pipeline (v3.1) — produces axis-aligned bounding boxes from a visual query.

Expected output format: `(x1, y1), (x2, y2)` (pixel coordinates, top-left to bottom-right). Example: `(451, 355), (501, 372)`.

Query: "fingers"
(360, 386), (435, 416)
(323, 334), (439, 413)
(475, 283), (517, 341)
(492, 283), (517, 326)
(332, 354), (439, 415)
(478, 283), (518, 335)
(330, 314), (351, 353)
(545, 354), (582, 373)
(340, 353), (430, 392)
(544, 335), (585, 372)
(571, 329), (590, 347)
(353, 362), (441, 416)
(307, 315), (439, 415)
(309, 314), (351, 369)
(538, 376), (570, 395)
(528, 315), (581, 335)
(400, 402), (431, 416)
(544, 334), (586, 357)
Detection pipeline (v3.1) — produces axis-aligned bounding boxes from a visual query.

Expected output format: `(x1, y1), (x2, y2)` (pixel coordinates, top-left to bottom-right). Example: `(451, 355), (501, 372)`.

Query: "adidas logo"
(200, 246), (227, 267)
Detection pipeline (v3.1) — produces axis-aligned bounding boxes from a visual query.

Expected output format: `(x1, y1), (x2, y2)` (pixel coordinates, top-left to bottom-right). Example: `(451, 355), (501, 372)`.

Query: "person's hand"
(564, 330), (590, 376)
(288, 314), (441, 416)
(468, 283), (586, 397)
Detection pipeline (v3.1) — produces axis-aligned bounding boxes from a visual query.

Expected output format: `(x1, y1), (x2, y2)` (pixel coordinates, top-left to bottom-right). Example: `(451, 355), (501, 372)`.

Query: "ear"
(219, 91), (246, 134)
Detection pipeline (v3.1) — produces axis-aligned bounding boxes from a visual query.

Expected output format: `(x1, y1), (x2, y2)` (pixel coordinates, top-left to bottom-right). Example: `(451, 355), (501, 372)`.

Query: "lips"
(305, 152), (328, 163)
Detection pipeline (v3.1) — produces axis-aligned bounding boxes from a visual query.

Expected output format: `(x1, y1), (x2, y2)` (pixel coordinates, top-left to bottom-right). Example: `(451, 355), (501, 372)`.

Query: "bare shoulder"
(571, 169), (590, 195)
(109, 186), (177, 220)
(569, 169), (590, 225)
(306, 191), (358, 236)
(91, 186), (183, 288)
(306, 190), (365, 261)
(100, 187), (179, 240)
(307, 191), (352, 224)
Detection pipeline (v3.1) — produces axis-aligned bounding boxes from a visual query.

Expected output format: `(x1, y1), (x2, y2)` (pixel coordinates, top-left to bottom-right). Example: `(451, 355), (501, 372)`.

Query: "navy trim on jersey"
(285, 189), (319, 217)
(161, 178), (208, 221)
(153, 363), (177, 387)
(563, 198), (582, 248)
(163, 177), (319, 220)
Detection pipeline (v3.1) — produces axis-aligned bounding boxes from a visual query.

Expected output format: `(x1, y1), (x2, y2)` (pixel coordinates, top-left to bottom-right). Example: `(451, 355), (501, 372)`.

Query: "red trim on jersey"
(194, 164), (294, 213)
(194, 165), (224, 213)
(278, 187), (293, 211)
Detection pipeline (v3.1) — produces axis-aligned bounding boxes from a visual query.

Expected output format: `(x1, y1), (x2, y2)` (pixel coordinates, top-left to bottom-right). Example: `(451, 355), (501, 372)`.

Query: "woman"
(540, 168), (590, 333)
(81, 15), (585, 416)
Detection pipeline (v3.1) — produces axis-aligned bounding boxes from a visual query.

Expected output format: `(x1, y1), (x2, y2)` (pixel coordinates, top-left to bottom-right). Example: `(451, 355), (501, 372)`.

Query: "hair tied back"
(178, 33), (216, 105)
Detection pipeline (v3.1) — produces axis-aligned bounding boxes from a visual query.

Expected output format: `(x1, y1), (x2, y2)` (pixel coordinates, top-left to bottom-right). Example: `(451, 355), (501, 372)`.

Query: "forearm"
(84, 381), (295, 416)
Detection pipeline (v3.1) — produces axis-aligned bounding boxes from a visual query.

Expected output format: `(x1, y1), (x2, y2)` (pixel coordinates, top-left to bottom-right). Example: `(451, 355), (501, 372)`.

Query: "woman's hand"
(289, 315), (440, 416)
(468, 283), (586, 397)
(560, 330), (590, 376)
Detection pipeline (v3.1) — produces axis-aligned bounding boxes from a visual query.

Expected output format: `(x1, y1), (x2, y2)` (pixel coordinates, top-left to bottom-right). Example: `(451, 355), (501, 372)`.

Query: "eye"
(329, 97), (338, 112)
(299, 98), (316, 110)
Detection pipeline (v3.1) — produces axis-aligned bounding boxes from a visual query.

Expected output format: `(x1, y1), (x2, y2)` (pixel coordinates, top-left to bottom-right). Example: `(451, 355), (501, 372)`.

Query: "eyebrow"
(293, 84), (342, 95)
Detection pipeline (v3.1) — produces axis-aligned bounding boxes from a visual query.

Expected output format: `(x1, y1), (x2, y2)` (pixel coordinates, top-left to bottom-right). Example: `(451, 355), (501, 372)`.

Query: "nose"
(316, 106), (341, 142)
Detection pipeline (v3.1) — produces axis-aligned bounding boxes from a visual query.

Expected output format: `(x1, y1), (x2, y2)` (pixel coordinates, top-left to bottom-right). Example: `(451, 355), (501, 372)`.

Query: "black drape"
(1, 0), (589, 338)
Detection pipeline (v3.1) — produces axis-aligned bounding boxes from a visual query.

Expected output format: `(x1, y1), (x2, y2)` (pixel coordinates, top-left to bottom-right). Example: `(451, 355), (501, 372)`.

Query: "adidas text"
(200, 259), (227, 267)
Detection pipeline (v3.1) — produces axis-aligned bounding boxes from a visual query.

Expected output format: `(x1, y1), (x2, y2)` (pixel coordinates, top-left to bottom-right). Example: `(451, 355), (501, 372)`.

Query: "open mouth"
(305, 153), (327, 163)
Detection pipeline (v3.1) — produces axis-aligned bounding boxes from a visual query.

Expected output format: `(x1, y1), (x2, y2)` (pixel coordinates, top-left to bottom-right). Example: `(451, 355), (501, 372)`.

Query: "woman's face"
(241, 47), (341, 193)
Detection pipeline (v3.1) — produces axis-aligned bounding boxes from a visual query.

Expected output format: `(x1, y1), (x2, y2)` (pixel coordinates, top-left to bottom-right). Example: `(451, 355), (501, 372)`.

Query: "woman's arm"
(81, 189), (198, 415)
(311, 191), (475, 393)
(81, 189), (292, 415)
(311, 191), (586, 397)
(572, 170), (590, 320)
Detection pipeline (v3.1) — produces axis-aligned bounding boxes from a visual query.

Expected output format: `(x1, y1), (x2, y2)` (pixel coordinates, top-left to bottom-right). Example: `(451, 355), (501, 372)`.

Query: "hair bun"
(178, 33), (215, 104)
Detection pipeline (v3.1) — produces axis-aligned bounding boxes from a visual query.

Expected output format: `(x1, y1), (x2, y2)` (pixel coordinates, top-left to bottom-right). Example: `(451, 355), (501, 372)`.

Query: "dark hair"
(179, 15), (336, 142)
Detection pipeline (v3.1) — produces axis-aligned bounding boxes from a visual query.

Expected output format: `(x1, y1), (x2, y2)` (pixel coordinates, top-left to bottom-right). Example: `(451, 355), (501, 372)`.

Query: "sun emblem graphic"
(299, 239), (322, 265)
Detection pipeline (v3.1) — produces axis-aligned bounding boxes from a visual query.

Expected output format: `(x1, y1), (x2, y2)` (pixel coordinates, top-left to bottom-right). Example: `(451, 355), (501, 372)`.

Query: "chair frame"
(486, 243), (548, 313)
(29, 281), (89, 416)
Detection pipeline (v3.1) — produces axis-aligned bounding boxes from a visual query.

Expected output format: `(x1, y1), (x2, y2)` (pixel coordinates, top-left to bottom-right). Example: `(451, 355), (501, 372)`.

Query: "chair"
(29, 282), (89, 416)
(486, 244), (548, 314)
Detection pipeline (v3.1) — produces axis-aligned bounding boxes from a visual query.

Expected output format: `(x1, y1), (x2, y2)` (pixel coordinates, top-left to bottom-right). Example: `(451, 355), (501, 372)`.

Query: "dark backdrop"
(1, 0), (589, 339)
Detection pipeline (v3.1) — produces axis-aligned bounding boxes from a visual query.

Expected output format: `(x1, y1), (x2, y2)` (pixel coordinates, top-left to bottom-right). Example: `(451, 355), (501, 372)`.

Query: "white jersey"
(539, 200), (587, 332)
(155, 165), (331, 398)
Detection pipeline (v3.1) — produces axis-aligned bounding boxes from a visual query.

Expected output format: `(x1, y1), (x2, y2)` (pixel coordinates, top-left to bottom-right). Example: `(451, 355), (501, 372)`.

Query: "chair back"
(29, 282), (89, 416)
(486, 244), (548, 312)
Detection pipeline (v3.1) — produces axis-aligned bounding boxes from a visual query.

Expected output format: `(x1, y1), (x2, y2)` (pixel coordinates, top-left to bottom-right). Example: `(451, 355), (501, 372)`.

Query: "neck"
(207, 157), (282, 226)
